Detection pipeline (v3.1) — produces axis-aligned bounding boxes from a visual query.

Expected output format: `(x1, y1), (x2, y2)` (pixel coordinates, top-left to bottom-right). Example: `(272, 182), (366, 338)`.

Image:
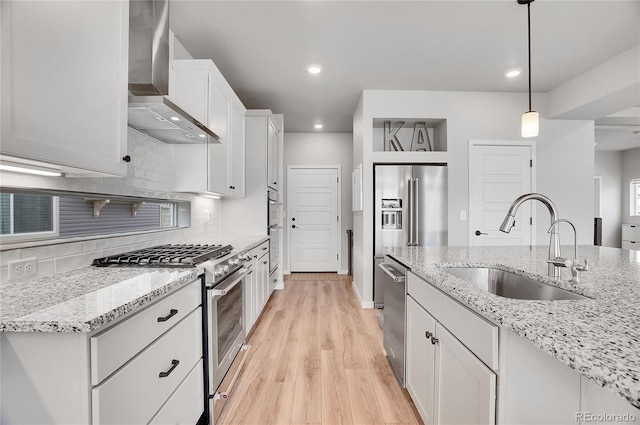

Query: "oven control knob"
(215, 268), (225, 277)
(229, 258), (239, 266)
(223, 265), (229, 273)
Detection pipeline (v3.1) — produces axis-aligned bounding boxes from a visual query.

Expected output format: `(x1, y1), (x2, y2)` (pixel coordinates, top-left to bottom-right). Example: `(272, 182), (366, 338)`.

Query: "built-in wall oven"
(267, 189), (281, 273)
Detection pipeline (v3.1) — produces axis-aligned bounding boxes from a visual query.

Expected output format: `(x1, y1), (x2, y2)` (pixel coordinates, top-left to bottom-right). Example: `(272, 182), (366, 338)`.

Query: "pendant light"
(519, 0), (539, 138)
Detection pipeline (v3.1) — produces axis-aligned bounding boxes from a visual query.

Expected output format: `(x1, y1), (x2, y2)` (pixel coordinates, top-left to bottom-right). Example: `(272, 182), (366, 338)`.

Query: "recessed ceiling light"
(307, 64), (323, 75)
(170, 117), (180, 121)
(314, 123), (323, 129)
(505, 68), (522, 78)
(198, 134), (206, 138)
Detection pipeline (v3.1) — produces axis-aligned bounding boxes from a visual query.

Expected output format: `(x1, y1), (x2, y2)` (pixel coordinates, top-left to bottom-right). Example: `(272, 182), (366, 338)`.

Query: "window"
(0, 190), (190, 245)
(0, 193), (58, 241)
(631, 179), (640, 216)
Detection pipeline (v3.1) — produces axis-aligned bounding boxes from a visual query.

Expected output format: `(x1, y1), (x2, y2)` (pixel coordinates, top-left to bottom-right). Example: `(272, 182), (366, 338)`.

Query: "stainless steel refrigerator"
(374, 164), (448, 308)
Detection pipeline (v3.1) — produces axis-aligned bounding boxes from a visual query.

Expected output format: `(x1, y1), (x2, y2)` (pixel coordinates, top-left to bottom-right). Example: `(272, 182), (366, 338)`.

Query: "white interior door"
(469, 142), (534, 246)
(288, 167), (339, 272)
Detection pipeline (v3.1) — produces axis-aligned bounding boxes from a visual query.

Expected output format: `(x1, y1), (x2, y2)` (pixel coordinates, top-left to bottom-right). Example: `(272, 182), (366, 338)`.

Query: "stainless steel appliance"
(93, 243), (250, 425)
(374, 164), (447, 308)
(379, 255), (409, 386)
(267, 188), (281, 274)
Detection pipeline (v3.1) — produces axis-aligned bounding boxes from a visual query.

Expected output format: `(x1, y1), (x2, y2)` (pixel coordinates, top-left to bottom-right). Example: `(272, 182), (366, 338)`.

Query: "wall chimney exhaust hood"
(128, 0), (220, 144)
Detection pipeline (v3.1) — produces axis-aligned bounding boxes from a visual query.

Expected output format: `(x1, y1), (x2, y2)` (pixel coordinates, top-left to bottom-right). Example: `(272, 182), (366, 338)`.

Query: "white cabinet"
(267, 121), (280, 190)
(406, 296), (437, 425)
(0, 280), (203, 425)
(436, 323), (496, 425)
(170, 59), (245, 197)
(0, 0), (128, 176)
(406, 294), (496, 425)
(622, 224), (640, 250)
(244, 241), (271, 335)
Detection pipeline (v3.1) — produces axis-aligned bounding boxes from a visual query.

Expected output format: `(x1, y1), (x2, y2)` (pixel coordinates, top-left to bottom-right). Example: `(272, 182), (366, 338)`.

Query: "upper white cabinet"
(267, 121), (280, 190)
(0, 0), (128, 176)
(170, 59), (245, 197)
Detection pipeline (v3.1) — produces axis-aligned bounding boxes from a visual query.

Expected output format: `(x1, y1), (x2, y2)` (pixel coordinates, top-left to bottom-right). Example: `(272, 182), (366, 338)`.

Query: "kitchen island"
(386, 244), (640, 423)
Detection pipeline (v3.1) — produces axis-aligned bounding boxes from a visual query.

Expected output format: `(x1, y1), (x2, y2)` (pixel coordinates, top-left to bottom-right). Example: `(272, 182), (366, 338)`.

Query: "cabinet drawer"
(622, 224), (640, 241)
(90, 279), (201, 385)
(92, 307), (202, 425)
(149, 358), (204, 425)
(622, 240), (639, 250)
(248, 241), (269, 259)
(407, 272), (498, 370)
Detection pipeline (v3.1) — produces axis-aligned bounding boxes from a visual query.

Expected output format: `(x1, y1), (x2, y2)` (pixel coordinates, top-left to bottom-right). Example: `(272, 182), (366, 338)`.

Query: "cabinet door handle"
(475, 230), (488, 236)
(262, 246), (268, 250)
(425, 331), (432, 339)
(157, 309), (178, 323)
(430, 336), (439, 345)
(159, 359), (179, 378)
(263, 261), (268, 264)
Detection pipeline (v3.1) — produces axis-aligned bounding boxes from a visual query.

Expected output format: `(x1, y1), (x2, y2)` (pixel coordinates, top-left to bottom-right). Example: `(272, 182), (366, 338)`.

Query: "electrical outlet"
(8, 257), (37, 281)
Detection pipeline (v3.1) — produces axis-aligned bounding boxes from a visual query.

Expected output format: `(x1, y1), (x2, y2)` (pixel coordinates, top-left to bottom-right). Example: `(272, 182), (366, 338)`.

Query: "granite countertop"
(0, 235), (268, 333)
(385, 245), (640, 409)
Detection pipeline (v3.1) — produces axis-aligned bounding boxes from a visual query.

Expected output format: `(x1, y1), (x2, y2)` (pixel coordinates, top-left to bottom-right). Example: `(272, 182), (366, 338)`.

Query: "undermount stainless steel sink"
(442, 267), (589, 301)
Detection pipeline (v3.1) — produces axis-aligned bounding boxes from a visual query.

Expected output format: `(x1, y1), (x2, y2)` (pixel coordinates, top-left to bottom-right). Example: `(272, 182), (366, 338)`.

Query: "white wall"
(352, 89), (595, 307)
(0, 128), (220, 283)
(595, 151), (623, 247)
(283, 132), (353, 274)
(622, 147), (640, 226)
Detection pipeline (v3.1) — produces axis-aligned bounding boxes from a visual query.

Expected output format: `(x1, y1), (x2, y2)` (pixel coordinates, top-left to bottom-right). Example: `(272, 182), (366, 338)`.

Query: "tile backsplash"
(0, 129), (220, 283)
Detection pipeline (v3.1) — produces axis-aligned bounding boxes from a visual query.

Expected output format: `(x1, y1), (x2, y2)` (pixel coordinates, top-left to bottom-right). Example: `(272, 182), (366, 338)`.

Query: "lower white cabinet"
(244, 241), (271, 335)
(149, 359), (205, 425)
(622, 224), (640, 250)
(406, 295), (496, 425)
(0, 280), (204, 425)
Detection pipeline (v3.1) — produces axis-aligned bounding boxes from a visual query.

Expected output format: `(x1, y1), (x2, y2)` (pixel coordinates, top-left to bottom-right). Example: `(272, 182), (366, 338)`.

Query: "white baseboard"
(351, 281), (374, 309)
(338, 269), (349, 275)
(283, 268), (291, 275)
(275, 282), (284, 290)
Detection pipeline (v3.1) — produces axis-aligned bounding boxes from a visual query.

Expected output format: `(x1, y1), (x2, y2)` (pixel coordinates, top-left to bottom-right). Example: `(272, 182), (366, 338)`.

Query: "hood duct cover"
(127, 0), (220, 144)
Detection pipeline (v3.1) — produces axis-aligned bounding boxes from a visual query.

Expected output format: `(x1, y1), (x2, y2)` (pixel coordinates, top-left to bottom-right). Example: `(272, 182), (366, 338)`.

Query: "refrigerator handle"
(413, 178), (419, 245)
(408, 178), (418, 246)
(407, 178), (414, 246)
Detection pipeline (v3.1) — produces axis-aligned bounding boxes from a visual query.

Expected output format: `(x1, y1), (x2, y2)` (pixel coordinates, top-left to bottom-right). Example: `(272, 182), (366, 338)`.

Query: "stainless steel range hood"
(128, 0), (220, 144)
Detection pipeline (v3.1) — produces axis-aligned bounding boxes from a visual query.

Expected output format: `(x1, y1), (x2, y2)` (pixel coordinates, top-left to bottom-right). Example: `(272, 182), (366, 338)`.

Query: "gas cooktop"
(92, 244), (233, 267)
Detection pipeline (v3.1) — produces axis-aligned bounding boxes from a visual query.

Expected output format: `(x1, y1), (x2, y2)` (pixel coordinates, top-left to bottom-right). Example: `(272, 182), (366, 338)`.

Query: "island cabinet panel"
(497, 327), (581, 424)
(149, 358), (205, 425)
(0, 0), (128, 177)
(579, 377), (640, 425)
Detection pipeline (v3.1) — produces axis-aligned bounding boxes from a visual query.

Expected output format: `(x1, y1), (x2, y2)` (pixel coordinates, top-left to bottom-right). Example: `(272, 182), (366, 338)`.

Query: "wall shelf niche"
(372, 118), (447, 153)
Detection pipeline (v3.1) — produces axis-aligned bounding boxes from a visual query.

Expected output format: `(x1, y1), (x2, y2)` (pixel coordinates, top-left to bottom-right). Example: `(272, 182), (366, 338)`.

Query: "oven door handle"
(378, 263), (406, 283)
(208, 268), (248, 296)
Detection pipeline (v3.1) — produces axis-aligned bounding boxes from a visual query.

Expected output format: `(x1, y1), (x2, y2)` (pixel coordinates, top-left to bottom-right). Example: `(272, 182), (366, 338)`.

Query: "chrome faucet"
(548, 219), (589, 283)
(499, 193), (562, 277)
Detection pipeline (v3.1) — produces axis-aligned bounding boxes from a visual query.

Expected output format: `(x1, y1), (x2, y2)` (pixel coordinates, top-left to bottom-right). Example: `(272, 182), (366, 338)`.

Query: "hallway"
(218, 274), (423, 425)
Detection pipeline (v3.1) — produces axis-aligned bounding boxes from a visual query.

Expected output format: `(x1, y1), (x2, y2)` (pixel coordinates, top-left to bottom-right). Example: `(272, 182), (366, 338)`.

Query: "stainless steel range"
(93, 243), (250, 425)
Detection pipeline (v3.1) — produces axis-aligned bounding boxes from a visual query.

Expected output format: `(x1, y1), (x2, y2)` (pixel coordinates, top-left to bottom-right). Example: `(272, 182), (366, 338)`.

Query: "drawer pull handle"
(430, 336), (439, 345)
(425, 331), (432, 339)
(159, 359), (180, 378)
(262, 246), (268, 250)
(157, 309), (178, 323)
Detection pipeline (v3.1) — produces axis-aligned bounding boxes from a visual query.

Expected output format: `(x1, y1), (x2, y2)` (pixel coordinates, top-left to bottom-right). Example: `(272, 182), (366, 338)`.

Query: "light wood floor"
(218, 273), (423, 425)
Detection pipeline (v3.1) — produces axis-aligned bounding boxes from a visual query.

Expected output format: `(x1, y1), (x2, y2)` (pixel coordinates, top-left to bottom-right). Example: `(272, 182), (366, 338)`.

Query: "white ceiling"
(170, 0), (640, 144)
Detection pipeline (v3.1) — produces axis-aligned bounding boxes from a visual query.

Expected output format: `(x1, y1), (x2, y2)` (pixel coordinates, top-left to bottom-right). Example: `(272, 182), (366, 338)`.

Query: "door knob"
(475, 230), (488, 236)
(292, 217), (296, 221)
(292, 225), (296, 228)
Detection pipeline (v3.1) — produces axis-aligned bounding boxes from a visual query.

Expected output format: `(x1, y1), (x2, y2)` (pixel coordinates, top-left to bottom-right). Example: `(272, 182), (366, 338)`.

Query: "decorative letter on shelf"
(411, 122), (433, 151)
(384, 121), (405, 151)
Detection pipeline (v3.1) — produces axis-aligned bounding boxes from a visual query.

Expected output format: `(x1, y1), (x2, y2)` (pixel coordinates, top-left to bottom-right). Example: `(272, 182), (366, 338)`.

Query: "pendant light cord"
(527, 1), (532, 112)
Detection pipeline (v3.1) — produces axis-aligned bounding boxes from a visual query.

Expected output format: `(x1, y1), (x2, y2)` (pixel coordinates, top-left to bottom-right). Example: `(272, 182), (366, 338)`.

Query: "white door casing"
(287, 166), (340, 272)
(468, 141), (535, 246)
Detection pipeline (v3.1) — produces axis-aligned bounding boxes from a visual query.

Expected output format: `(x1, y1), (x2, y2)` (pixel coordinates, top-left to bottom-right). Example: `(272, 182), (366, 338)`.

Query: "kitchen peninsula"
(387, 244), (640, 424)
